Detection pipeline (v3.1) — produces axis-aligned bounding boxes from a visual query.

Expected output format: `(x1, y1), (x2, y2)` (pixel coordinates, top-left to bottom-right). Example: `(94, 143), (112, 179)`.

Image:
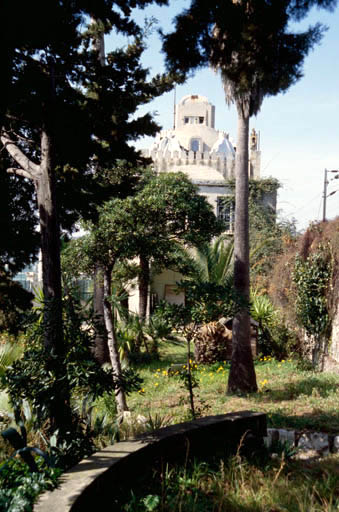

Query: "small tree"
(132, 172), (224, 319)
(78, 172), (222, 410)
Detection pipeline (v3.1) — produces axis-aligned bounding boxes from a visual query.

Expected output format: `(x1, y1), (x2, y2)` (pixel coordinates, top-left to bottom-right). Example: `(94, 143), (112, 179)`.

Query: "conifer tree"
(0, 0), (173, 431)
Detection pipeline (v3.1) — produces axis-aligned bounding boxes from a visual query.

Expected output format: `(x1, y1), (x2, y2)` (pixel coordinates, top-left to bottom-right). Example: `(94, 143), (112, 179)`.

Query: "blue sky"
(106, 1), (339, 231)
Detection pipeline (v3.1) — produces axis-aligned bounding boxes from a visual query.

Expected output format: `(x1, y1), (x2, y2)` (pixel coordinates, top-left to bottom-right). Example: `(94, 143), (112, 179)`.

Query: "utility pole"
(323, 169), (339, 222)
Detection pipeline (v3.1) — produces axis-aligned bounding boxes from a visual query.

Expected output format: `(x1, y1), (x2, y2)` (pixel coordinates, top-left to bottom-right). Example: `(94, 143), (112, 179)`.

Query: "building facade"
(143, 94), (264, 227)
(128, 94), (274, 312)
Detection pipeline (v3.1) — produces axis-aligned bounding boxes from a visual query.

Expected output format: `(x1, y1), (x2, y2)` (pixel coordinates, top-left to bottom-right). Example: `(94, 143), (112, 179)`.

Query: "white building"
(143, 94), (263, 226)
(128, 94), (271, 313)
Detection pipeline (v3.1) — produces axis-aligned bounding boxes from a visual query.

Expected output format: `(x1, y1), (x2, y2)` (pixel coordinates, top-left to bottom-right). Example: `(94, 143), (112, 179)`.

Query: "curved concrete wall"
(35, 411), (266, 512)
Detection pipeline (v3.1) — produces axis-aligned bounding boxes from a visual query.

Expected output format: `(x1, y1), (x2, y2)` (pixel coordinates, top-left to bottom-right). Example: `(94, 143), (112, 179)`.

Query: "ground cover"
(121, 451), (339, 512)
(125, 342), (339, 434)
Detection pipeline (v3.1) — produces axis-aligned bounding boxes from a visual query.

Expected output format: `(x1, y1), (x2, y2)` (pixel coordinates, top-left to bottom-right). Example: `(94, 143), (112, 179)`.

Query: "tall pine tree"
(0, 0), (174, 431)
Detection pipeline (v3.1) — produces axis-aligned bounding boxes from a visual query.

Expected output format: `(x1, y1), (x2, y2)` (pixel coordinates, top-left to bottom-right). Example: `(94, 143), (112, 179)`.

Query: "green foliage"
(0, 272), (33, 335)
(0, 458), (61, 512)
(293, 249), (331, 338)
(81, 171), (223, 273)
(222, 178), (280, 202)
(163, 0), (328, 115)
(268, 324), (301, 360)
(0, 170), (39, 275)
(116, 311), (177, 363)
(153, 275), (243, 331)
(0, 342), (23, 382)
(1, 290), (141, 462)
(1, 425), (52, 474)
(217, 179), (296, 285)
(250, 294), (276, 356)
(251, 294), (276, 329)
(250, 294), (300, 358)
(184, 235), (234, 286)
(180, 280), (243, 326)
(133, 173), (223, 252)
(121, 451), (339, 512)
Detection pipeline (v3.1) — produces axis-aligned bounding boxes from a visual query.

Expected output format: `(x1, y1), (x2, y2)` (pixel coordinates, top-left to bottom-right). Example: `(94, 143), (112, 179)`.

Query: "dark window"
(190, 138), (200, 152)
(184, 117), (189, 124)
(199, 116), (204, 124)
(217, 197), (234, 232)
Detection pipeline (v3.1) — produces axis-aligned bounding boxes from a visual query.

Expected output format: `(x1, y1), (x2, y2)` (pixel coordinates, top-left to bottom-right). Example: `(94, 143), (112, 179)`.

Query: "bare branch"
(0, 132), (40, 179)
(7, 167), (32, 180)
(12, 131), (36, 144)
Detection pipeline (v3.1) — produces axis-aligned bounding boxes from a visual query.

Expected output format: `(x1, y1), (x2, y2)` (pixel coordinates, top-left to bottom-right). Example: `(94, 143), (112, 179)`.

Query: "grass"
(121, 450), (339, 512)
(124, 341), (339, 434)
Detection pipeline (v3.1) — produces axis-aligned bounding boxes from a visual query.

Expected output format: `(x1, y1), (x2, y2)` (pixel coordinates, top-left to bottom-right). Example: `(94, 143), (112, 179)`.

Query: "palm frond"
(184, 235), (234, 285)
(0, 342), (23, 378)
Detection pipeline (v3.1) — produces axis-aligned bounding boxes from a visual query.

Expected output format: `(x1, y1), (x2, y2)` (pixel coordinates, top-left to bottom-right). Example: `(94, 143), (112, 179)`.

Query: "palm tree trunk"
(138, 254), (149, 320)
(227, 110), (257, 393)
(103, 263), (129, 412)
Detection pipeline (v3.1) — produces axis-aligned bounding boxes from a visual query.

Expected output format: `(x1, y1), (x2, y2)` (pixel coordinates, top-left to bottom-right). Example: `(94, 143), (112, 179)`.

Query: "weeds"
(121, 449), (339, 511)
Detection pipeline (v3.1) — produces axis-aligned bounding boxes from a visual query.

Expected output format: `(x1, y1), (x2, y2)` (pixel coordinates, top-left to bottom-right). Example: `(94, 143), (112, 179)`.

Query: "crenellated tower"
(143, 94), (261, 217)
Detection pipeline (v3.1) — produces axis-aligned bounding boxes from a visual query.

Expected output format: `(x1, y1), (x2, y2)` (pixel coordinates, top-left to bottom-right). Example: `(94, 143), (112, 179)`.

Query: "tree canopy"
(0, 0), (177, 432)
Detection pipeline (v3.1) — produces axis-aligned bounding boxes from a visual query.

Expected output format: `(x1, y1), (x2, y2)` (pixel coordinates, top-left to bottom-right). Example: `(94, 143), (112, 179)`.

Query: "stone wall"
(265, 428), (339, 459)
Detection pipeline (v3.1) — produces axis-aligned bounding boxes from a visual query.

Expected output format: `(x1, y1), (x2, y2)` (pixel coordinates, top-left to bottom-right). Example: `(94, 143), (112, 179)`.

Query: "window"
(164, 285), (185, 305)
(184, 116), (204, 124)
(217, 197), (234, 232)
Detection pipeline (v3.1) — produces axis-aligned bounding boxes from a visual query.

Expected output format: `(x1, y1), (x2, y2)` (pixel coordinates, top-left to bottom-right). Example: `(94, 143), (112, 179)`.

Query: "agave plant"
(250, 293), (277, 331)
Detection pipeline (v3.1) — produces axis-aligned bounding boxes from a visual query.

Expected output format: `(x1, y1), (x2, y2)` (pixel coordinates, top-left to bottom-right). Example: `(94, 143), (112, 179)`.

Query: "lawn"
(124, 341), (339, 434)
(113, 342), (339, 511)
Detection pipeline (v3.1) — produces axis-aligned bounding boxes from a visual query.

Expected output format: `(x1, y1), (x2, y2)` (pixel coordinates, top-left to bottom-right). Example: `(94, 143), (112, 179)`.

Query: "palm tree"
(185, 235), (234, 286)
(163, 0), (331, 393)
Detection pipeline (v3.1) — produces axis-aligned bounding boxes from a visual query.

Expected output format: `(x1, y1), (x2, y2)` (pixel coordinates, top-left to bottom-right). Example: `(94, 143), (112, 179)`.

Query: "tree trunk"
(35, 129), (63, 352)
(227, 111), (257, 393)
(91, 20), (111, 365)
(35, 127), (73, 432)
(138, 254), (150, 320)
(93, 265), (110, 364)
(103, 264), (129, 412)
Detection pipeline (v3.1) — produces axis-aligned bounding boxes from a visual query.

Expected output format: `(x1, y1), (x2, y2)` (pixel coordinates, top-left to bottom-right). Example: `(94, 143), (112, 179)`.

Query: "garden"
(1, 1), (339, 511)
(1, 312), (339, 511)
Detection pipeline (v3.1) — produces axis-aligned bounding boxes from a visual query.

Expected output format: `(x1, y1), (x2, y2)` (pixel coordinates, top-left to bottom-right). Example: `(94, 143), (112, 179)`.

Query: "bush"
(266, 324), (300, 360)
(1, 290), (142, 468)
(0, 457), (61, 512)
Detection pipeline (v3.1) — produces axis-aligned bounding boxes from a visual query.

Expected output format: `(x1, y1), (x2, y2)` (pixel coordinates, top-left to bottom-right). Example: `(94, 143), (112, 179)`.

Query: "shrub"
(0, 457), (61, 512)
(194, 321), (232, 364)
(1, 290), (142, 468)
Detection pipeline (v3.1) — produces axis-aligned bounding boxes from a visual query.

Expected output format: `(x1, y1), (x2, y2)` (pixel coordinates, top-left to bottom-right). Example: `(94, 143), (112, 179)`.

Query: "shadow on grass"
(255, 376), (338, 402)
(266, 409), (339, 433)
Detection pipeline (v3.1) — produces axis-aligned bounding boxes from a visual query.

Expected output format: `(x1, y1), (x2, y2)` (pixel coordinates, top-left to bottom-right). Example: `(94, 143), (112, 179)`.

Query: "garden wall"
(35, 411), (266, 512)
